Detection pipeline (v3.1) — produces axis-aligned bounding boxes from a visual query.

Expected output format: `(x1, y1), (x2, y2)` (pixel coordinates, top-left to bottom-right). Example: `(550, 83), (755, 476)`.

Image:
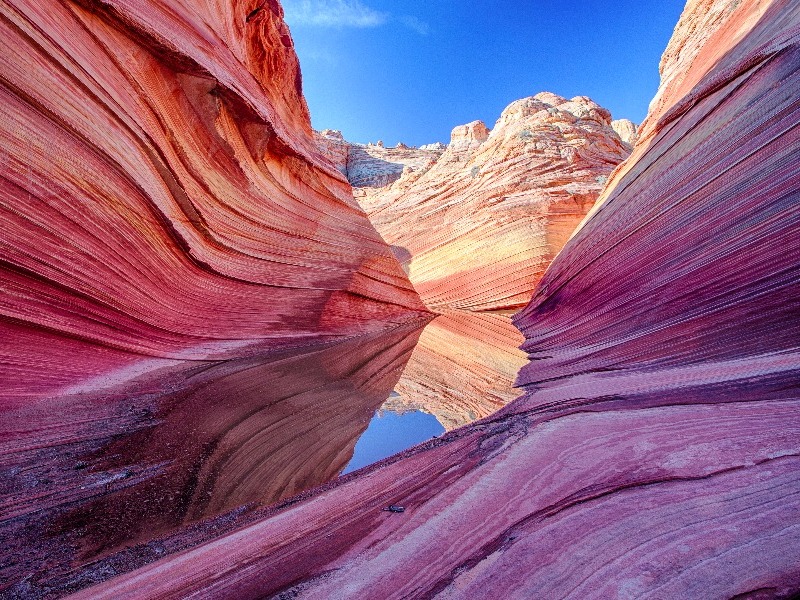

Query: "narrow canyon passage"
(0, 310), (524, 597)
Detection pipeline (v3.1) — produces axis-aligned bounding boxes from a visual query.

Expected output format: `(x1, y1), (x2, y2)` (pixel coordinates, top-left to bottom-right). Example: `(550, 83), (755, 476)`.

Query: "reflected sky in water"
(342, 405), (444, 474)
(339, 311), (525, 476)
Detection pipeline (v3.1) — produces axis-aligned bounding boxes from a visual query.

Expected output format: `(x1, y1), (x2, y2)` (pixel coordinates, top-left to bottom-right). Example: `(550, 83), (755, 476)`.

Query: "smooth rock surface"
(386, 311), (526, 430)
(1, 318), (429, 597)
(353, 93), (632, 311)
(67, 1), (800, 598)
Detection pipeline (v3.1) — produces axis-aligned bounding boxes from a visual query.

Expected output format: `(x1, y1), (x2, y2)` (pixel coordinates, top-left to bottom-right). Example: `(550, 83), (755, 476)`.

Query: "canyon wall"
(351, 95), (633, 311)
(69, 1), (800, 598)
(0, 0), (429, 596)
(0, 0), (426, 405)
(2, 319), (428, 597)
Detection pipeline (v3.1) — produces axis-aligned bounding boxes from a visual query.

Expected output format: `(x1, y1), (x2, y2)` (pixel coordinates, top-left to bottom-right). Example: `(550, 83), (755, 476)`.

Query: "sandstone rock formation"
(420, 142), (447, 151)
(67, 1), (800, 598)
(1, 319), (428, 597)
(0, 0), (429, 595)
(611, 118), (638, 147)
(315, 129), (445, 188)
(0, 0), (426, 406)
(353, 93), (633, 311)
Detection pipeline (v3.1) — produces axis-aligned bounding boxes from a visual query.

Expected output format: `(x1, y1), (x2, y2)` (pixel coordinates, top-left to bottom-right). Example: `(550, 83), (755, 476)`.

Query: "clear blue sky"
(282, 0), (687, 147)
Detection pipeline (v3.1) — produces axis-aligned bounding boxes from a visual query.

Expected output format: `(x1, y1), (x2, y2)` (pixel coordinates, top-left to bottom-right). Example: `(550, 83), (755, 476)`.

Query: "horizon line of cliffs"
(66, 0), (800, 598)
(318, 96), (638, 312)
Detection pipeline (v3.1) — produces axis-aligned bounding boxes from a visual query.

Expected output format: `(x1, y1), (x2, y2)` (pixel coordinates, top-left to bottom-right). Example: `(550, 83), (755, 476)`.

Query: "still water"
(343, 404), (445, 474)
(0, 311), (525, 594)
(342, 311), (526, 473)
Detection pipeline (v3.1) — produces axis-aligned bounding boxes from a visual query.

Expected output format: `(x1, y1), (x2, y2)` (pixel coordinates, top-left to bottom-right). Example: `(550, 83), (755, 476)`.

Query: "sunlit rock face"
(352, 93), (632, 311)
(611, 118), (638, 147)
(386, 312), (526, 430)
(315, 129), (445, 188)
(69, 2), (800, 599)
(0, 0), (426, 404)
(0, 318), (427, 597)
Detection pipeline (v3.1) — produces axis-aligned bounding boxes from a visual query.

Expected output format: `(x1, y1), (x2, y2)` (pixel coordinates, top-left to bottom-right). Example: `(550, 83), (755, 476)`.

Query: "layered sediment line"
(0, 0), (426, 403)
(387, 311), (526, 430)
(514, 0), (800, 389)
(67, 1), (800, 598)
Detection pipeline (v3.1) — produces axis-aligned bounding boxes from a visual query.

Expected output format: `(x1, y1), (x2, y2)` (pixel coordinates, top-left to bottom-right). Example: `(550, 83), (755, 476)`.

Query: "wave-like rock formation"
(385, 311), (526, 430)
(353, 93), (632, 311)
(0, 0), (426, 405)
(68, 1), (800, 598)
(315, 129), (445, 188)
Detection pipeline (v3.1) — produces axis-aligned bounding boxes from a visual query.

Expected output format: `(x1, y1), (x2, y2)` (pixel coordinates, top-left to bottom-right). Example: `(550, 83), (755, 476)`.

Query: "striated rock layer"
(1, 319), (428, 597)
(68, 1), (800, 598)
(0, 0), (426, 404)
(352, 93), (632, 311)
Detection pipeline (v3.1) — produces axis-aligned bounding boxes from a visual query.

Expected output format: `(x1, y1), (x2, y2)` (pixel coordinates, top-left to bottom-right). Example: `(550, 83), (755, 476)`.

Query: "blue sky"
(282, 0), (687, 147)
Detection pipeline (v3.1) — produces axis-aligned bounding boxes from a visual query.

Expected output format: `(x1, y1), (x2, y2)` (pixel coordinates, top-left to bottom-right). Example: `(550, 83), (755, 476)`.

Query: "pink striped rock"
(387, 311), (526, 430)
(1, 319), (428, 597)
(65, 1), (800, 598)
(0, 0), (426, 406)
(0, 0), (427, 595)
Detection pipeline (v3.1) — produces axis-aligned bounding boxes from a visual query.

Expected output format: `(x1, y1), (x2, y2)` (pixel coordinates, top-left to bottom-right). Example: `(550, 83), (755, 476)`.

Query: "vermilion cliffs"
(341, 95), (634, 311)
(2, 0), (799, 599)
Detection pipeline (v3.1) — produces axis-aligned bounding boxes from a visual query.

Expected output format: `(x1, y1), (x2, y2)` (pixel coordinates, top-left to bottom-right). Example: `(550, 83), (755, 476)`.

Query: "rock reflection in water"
(0, 320), (427, 596)
(1, 312), (525, 595)
(339, 311), (526, 475)
(385, 311), (527, 430)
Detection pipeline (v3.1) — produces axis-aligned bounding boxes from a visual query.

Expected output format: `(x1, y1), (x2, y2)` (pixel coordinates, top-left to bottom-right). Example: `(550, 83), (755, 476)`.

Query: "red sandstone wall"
(354, 93), (632, 312)
(0, 0), (426, 403)
(388, 311), (526, 430)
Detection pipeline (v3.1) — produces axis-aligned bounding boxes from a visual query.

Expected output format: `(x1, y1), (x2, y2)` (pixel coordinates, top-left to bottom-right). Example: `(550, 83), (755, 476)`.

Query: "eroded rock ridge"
(70, 1), (800, 598)
(0, 0), (426, 405)
(324, 93), (634, 311)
